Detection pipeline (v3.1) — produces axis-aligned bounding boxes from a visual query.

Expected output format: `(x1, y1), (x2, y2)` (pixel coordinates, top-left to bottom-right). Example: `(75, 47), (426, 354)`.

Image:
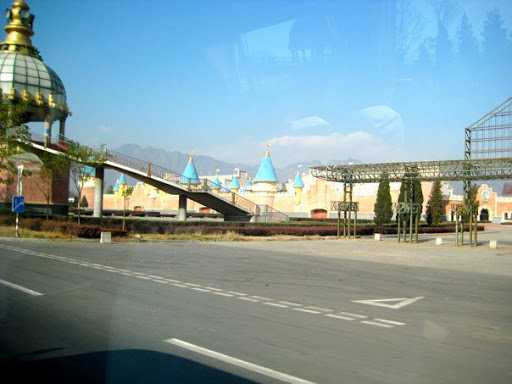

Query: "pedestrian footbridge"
(23, 133), (288, 222)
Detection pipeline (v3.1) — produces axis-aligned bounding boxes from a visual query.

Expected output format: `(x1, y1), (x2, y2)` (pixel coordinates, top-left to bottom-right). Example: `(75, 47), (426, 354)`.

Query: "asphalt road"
(0, 231), (511, 383)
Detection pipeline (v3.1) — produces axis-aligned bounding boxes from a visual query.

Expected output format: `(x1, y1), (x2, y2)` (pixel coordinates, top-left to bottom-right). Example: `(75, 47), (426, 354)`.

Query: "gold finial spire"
(1, 0), (41, 58)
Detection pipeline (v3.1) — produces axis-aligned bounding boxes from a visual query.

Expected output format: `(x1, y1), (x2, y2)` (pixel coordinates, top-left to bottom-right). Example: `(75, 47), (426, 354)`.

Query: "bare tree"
(395, 0), (429, 63)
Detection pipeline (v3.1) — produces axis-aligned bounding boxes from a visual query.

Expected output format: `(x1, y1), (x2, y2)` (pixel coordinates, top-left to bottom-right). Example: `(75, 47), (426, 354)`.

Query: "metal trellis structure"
(310, 97), (512, 246)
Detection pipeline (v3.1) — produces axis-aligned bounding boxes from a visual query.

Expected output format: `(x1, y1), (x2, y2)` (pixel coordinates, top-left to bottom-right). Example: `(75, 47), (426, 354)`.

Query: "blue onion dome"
(254, 151), (278, 183)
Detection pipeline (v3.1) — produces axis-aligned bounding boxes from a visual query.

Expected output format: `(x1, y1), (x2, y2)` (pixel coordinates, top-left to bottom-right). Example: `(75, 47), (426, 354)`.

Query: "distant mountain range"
(103, 144), (362, 189)
(100, 144), (509, 196)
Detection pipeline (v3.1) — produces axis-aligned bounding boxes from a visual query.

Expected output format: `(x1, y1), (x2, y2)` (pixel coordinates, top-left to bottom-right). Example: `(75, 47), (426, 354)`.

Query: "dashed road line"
(361, 321), (394, 328)
(373, 319), (406, 326)
(251, 296), (274, 301)
(338, 312), (368, 319)
(325, 314), (356, 321)
(0, 243), (408, 330)
(237, 297), (260, 302)
(305, 306), (333, 313)
(293, 308), (322, 314)
(278, 301), (302, 307)
(191, 287), (211, 292)
(206, 287), (223, 291)
(213, 292), (234, 297)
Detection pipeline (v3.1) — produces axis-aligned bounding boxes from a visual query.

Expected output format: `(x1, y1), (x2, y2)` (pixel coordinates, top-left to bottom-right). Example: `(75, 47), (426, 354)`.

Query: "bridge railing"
(25, 131), (289, 221)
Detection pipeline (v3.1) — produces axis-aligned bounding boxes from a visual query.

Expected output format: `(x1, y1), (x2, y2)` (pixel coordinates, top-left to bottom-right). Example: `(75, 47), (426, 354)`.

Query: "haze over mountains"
(100, 144), (509, 197)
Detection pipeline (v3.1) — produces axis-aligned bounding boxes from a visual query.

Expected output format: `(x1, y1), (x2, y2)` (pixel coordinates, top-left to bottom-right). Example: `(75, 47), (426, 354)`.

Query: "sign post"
(12, 165), (24, 237)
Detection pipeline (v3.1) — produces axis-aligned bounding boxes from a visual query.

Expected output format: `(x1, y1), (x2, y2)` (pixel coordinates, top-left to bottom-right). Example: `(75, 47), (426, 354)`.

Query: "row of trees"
(373, 174), (469, 226)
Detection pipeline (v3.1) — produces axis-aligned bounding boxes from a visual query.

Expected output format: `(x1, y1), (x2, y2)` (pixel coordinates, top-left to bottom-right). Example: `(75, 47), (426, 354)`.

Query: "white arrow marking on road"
(351, 296), (424, 309)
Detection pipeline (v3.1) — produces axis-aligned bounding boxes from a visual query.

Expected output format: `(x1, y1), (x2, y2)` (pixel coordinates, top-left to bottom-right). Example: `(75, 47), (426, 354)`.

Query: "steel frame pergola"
(310, 97), (512, 246)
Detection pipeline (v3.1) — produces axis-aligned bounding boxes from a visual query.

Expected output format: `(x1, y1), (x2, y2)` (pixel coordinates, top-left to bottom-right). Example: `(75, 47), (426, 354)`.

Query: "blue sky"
(12, 0), (512, 167)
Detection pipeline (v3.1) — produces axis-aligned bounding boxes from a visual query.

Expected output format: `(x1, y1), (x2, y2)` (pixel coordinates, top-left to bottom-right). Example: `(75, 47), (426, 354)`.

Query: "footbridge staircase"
(23, 132), (288, 222)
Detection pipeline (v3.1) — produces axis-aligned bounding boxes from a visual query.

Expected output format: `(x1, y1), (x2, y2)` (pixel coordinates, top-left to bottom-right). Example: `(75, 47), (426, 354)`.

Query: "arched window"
(480, 209), (489, 222)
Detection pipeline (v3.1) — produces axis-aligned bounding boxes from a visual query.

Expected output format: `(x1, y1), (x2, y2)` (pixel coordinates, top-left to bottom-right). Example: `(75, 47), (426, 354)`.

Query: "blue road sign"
(12, 196), (25, 213)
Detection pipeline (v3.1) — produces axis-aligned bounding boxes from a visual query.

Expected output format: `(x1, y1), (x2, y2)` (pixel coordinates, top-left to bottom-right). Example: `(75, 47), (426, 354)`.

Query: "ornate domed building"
(0, 0), (71, 214)
(0, 0), (70, 139)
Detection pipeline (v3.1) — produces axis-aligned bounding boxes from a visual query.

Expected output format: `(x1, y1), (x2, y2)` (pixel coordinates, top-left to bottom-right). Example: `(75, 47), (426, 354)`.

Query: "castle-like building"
(82, 150), (512, 223)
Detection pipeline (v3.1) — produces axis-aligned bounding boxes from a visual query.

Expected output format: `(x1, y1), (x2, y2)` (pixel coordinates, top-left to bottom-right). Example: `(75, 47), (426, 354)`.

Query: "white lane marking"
(325, 314), (356, 321)
(237, 297), (260, 302)
(165, 338), (317, 384)
(361, 321), (394, 328)
(206, 287), (223, 291)
(171, 283), (189, 288)
(352, 297), (424, 309)
(251, 296), (273, 301)
(278, 301), (302, 307)
(338, 312), (368, 319)
(293, 308), (321, 314)
(305, 306), (332, 313)
(0, 244), (409, 331)
(0, 278), (43, 296)
(373, 318), (406, 326)
(191, 287), (211, 292)
(213, 292), (234, 297)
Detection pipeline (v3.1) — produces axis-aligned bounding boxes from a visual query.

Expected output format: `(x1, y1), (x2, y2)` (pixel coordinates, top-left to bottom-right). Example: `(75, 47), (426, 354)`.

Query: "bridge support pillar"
(178, 194), (187, 221)
(44, 117), (53, 147)
(93, 166), (104, 218)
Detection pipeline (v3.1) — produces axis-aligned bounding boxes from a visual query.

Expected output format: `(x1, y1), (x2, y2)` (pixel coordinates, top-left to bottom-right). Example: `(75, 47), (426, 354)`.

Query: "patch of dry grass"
(131, 230), (247, 242)
(0, 225), (72, 239)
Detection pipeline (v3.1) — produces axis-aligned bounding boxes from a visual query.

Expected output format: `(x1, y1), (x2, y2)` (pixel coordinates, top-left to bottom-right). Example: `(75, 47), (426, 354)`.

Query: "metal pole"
(355, 209), (358, 238)
(397, 211), (401, 243)
(474, 213), (478, 246)
(337, 207), (340, 239)
(415, 208), (419, 243)
(15, 165), (23, 238)
(455, 215), (458, 246)
(469, 212), (473, 247)
(348, 186), (352, 239)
